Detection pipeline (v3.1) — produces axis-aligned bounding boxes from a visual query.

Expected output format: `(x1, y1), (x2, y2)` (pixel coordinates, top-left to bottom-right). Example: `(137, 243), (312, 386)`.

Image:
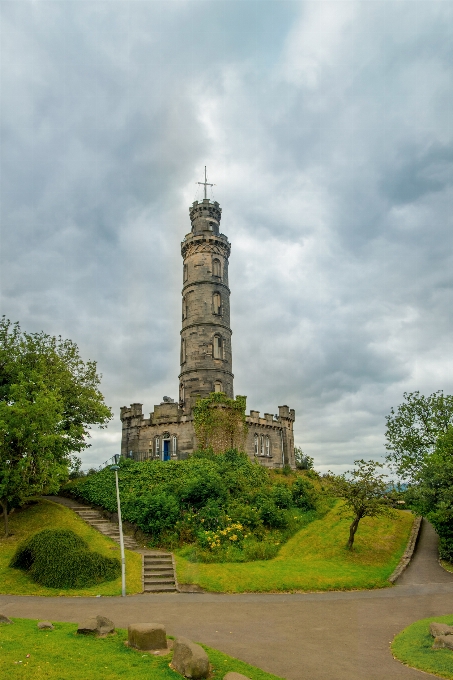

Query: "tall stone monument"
(120, 173), (295, 467)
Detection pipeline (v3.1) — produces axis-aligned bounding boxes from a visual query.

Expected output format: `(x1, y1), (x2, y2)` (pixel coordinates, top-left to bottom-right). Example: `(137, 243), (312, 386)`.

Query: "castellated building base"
(120, 401), (295, 468)
(120, 187), (296, 469)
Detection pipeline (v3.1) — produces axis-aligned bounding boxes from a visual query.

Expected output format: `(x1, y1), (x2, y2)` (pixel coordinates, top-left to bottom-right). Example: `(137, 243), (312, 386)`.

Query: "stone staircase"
(66, 502), (178, 593)
(73, 506), (140, 550)
(143, 551), (178, 593)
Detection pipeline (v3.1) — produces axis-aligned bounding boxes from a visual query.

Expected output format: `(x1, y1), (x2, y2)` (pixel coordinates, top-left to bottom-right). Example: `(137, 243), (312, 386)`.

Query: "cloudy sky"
(1, 1), (452, 473)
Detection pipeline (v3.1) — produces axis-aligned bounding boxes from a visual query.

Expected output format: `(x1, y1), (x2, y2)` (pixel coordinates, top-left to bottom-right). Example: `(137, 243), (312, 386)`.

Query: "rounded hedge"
(9, 529), (121, 588)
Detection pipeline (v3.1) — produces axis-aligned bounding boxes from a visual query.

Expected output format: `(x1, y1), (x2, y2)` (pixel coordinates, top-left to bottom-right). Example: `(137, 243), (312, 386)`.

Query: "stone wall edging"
(388, 515), (422, 584)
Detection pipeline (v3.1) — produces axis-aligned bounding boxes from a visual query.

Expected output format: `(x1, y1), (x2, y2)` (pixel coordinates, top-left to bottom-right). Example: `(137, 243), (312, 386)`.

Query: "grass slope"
(0, 500), (142, 596)
(175, 503), (414, 592)
(0, 618), (283, 680)
(392, 615), (453, 679)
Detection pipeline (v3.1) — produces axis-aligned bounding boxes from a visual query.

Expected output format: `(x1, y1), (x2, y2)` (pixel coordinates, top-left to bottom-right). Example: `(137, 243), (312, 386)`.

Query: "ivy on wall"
(193, 392), (248, 454)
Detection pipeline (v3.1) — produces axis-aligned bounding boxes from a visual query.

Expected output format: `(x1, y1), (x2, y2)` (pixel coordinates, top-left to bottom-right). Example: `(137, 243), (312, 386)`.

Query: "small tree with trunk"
(329, 459), (395, 550)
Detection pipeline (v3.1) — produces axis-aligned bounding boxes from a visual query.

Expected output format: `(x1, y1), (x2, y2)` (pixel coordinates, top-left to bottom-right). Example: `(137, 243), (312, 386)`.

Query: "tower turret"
(179, 194), (233, 412)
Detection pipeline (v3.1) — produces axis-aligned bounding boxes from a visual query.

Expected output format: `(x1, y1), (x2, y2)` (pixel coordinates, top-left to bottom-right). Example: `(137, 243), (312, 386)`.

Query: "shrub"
(272, 484), (293, 509)
(292, 477), (317, 511)
(258, 499), (289, 529)
(123, 491), (180, 537)
(9, 529), (120, 588)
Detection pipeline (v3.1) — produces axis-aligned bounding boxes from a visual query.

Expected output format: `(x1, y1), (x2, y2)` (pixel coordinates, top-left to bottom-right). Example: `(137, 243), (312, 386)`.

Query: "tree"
(385, 391), (453, 481)
(329, 459), (394, 550)
(408, 427), (453, 562)
(294, 446), (314, 470)
(0, 318), (112, 535)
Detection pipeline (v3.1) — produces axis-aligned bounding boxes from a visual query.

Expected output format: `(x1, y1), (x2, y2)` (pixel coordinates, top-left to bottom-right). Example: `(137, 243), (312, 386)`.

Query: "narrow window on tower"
(214, 380), (222, 393)
(183, 263), (188, 282)
(181, 338), (186, 363)
(213, 292), (221, 315)
(212, 258), (221, 277)
(213, 335), (223, 359)
(182, 296), (187, 320)
(254, 434), (259, 456)
(179, 383), (185, 403)
(172, 435), (177, 456)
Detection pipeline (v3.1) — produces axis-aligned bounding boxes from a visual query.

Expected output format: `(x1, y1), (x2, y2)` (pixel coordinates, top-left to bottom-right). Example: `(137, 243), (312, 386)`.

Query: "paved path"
(2, 509), (453, 679)
(397, 518), (453, 585)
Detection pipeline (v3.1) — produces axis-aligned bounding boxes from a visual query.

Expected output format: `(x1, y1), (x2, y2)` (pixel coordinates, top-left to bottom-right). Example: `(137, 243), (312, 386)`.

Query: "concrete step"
(143, 585), (178, 592)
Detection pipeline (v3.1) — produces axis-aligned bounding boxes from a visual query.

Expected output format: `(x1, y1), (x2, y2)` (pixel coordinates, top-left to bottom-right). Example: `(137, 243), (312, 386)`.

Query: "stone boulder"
(171, 636), (210, 679)
(0, 614), (13, 625)
(128, 623), (167, 650)
(430, 622), (453, 637)
(432, 635), (453, 650)
(37, 621), (54, 630)
(77, 615), (115, 636)
(224, 673), (251, 680)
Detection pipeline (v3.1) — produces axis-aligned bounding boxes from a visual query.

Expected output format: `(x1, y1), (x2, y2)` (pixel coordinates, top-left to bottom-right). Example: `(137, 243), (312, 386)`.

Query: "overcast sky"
(1, 1), (452, 473)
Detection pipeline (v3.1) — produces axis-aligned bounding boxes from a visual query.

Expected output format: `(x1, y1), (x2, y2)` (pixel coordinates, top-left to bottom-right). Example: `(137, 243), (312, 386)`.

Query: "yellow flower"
(230, 534), (238, 541)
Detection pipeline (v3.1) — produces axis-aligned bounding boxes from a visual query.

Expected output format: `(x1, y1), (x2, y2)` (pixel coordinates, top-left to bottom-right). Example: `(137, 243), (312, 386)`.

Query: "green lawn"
(392, 614), (453, 679)
(0, 500), (143, 596)
(0, 618), (283, 680)
(175, 504), (414, 592)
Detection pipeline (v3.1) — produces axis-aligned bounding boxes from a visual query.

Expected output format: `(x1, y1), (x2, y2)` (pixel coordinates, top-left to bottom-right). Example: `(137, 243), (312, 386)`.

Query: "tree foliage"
(0, 318), (112, 535)
(294, 446), (314, 470)
(329, 459), (394, 549)
(407, 427), (453, 561)
(193, 392), (248, 453)
(385, 391), (453, 480)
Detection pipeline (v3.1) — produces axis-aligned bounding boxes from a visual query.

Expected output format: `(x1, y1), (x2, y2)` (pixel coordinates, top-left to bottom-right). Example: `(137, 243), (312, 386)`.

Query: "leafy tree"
(294, 446), (314, 470)
(329, 460), (394, 549)
(385, 391), (453, 480)
(408, 427), (453, 561)
(0, 318), (112, 535)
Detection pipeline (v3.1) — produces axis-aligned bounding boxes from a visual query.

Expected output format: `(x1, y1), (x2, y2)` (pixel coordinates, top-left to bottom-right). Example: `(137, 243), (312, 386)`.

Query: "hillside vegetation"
(0, 499), (142, 596)
(175, 503), (414, 592)
(67, 450), (327, 562)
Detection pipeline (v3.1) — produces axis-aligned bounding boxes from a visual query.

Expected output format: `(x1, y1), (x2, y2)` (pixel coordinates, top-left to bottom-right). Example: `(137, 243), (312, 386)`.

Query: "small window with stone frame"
(213, 292), (221, 315)
(212, 258), (221, 277)
(213, 335), (223, 359)
(254, 433), (259, 456)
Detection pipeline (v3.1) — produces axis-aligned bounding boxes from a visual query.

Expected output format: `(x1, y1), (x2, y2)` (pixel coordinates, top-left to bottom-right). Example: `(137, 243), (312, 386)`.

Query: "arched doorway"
(162, 432), (171, 461)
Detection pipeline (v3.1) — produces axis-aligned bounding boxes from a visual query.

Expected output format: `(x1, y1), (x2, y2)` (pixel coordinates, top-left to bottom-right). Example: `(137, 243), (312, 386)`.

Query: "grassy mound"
(0, 618), (283, 680)
(67, 450), (324, 561)
(0, 499), (142, 596)
(175, 503), (414, 592)
(392, 614), (453, 679)
(10, 528), (121, 588)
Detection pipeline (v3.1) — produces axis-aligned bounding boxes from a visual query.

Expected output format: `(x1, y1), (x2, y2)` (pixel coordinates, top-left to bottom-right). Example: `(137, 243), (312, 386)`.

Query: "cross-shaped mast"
(197, 166), (214, 200)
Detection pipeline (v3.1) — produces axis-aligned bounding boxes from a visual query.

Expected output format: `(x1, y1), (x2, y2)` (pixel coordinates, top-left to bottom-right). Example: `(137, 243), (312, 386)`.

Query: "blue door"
(163, 440), (170, 461)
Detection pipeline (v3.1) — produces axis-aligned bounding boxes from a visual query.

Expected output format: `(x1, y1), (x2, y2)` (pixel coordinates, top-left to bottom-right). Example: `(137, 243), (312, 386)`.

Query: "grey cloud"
(1, 1), (452, 473)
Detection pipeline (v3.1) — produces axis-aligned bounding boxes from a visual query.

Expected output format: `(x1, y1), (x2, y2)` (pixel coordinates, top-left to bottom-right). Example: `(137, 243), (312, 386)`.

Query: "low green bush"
(66, 449), (324, 562)
(9, 529), (121, 588)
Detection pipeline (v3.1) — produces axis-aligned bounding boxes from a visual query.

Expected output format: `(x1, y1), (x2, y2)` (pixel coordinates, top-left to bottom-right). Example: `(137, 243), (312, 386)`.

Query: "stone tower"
(179, 198), (233, 412)
(120, 180), (296, 468)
